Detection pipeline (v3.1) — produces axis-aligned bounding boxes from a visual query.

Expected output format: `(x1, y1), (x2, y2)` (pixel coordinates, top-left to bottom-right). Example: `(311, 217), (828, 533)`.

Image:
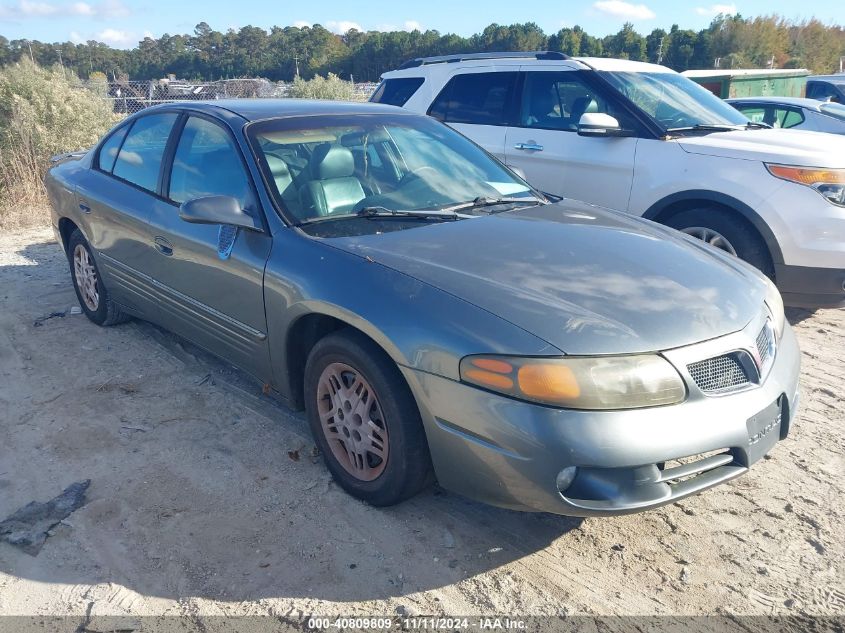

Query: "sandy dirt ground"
(0, 227), (843, 627)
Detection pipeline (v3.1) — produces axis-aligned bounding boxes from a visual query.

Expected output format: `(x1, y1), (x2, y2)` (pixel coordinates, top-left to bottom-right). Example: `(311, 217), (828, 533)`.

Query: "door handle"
(78, 200), (91, 213)
(514, 142), (544, 151)
(153, 236), (173, 256)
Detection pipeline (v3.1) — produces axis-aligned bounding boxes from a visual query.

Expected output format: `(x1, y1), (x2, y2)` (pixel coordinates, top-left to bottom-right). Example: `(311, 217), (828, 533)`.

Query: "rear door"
(427, 69), (518, 161)
(504, 68), (638, 209)
(145, 114), (273, 379)
(74, 112), (179, 319)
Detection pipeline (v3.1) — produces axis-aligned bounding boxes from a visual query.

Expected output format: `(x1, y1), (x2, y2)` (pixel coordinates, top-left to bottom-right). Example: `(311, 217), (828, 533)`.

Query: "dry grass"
(0, 126), (51, 229)
(0, 60), (118, 230)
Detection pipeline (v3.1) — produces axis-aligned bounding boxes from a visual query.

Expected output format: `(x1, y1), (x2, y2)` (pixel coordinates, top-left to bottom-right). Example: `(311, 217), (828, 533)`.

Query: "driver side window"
(520, 72), (631, 132)
(168, 116), (253, 209)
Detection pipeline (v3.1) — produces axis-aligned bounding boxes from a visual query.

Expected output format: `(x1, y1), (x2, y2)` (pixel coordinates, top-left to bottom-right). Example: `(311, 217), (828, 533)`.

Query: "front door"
(145, 114), (273, 380)
(505, 68), (638, 210)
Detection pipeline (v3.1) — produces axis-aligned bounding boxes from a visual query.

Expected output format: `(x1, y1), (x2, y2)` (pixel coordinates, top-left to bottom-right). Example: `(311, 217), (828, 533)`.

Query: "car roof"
(381, 52), (674, 78)
(725, 96), (824, 110)
(809, 75), (845, 84)
(143, 99), (410, 122)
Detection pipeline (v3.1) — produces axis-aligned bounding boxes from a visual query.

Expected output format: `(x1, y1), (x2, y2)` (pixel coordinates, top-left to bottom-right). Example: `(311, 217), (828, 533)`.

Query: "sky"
(0, 0), (843, 48)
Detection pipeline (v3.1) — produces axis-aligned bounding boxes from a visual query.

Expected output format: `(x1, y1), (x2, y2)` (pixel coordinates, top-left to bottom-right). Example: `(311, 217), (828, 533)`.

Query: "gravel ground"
(0, 227), (842, 628)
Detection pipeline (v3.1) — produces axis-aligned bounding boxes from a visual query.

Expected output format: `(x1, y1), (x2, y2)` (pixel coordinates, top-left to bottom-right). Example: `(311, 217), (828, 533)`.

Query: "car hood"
(677, 128), (845, 167)
(325, 200), (767, 355)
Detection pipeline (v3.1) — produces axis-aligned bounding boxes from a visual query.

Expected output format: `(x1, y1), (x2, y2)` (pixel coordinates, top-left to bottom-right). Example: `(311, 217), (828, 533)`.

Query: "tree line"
(1, 15), (843, 83)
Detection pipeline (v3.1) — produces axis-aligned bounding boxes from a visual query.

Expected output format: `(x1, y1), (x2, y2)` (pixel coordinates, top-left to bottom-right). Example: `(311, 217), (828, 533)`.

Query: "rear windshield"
(369, 78), (424, 106)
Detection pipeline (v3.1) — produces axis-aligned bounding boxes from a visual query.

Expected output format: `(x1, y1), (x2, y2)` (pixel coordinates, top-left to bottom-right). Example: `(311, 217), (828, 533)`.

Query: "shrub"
(287, 73), (365, 101)
(0, 59), (118, 228)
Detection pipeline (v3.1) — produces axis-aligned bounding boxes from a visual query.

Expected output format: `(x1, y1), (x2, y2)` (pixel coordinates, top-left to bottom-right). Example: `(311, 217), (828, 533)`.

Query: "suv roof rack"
(398, 51), (571, 70)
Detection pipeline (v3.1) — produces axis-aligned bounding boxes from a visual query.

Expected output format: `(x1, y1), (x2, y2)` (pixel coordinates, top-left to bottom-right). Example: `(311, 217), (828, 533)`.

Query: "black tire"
(304, 329), (433, 506)
(666, 207), (775, 279)
(67, 229), (130, 327)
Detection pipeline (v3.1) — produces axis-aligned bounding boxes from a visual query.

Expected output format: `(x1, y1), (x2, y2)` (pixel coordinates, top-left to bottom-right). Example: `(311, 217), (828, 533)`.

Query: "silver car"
(45, 100), (800, 516)
(727, 96), (845, 135)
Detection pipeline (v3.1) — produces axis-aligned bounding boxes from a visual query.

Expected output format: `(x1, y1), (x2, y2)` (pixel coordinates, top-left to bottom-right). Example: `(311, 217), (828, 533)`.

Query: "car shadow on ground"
(0, 238), (583, 604)
(785, 307), (817, 327)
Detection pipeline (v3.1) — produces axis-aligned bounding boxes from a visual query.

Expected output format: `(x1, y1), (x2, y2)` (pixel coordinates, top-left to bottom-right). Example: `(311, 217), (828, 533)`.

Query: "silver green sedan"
(45, 100), (800, 516)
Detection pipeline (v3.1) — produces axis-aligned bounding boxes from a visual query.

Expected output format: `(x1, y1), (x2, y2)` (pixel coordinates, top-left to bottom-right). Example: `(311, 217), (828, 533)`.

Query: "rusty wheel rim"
(73, 244), (99, 311)
(316, 362), (389, 481)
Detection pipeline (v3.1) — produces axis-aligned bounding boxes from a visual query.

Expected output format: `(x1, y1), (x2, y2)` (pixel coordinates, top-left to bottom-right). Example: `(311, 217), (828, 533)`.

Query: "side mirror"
(577, 113), (624, 137)
(179, 195), (261, 231)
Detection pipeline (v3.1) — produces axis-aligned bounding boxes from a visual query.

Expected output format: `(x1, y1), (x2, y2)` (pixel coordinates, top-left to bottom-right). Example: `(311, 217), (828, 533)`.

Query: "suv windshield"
(600, 71), (750, 131)
(247, 114), (536, 226)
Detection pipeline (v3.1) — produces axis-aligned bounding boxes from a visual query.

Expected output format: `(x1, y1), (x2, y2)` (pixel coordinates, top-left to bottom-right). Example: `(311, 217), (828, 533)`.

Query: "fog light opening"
(556, 466), (578, 494)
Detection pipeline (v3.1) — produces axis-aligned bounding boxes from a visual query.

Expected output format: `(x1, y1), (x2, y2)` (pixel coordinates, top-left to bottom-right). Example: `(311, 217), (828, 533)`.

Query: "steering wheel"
(398, 166), (439, 188)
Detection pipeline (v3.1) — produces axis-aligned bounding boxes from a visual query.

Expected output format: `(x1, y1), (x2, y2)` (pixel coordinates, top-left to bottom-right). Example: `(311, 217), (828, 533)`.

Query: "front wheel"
(303, 329), (432, 506)
(666, 207), (775, 279)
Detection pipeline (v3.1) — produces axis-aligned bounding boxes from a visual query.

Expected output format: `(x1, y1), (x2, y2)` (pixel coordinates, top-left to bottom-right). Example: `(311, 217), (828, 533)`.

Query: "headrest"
(265, 154), (291, 178)
(340, 129), (391, 147)
(311, 144), (354, 180)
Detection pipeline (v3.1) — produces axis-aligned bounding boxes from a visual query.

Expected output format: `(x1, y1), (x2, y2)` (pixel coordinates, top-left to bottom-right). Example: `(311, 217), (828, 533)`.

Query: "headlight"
(766, 164), (845, 207)
(764, 277), (785, 340)
(459, 354), (686, 410)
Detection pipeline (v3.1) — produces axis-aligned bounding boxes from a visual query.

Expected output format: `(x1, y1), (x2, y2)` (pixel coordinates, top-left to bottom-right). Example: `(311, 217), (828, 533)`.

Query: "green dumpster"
(681, 69), (809, 99)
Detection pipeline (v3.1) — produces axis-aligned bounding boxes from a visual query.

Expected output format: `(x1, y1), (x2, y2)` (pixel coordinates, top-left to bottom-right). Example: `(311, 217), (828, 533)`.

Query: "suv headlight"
(764, 277), (786, 339)
(459, 354), (686, 410)
(766, 164), (845, 207)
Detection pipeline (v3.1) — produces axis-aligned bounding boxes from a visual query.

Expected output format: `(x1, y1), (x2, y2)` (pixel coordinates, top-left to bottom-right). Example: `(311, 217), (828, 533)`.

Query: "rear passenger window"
(428, 72), (518, 126)
(112, 113), (178, 193)
(776, 108), (805, 129)
(168, 116), (252, 208)
(370, 78), (424, 106)
(97, 126), (129, 173)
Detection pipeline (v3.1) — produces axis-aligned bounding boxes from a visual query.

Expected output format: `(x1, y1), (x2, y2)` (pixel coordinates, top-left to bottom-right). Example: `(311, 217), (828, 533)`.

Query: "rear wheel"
(304, 329), (432, 506)
(67, 230), (129, 326)
(666, 207), (774, 278)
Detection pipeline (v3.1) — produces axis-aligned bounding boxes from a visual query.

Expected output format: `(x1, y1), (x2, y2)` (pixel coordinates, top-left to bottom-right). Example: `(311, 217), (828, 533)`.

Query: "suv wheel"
(303, 329), (432, 506)
(666, 208), (774, 278)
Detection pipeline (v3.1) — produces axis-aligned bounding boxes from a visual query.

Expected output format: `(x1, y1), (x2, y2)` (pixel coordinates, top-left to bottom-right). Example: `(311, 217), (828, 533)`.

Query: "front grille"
(687, 354), (750, 394)
(756, 324), (772, 366)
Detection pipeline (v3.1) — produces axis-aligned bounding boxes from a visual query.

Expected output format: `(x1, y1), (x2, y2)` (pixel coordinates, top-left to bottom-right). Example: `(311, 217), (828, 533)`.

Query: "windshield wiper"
(666, 123), (745, 134)
(744, 121), (772, 129)
(438, 196), (546, 214)
(296, 206), (461, 226)
(356, 206), (461, 219)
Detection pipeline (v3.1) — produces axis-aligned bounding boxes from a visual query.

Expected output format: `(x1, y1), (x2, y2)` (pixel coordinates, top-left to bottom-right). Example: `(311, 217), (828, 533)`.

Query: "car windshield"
(246, 113), (536, 226)
(599, 71), (750, 131)
(820, 102), (845, 121)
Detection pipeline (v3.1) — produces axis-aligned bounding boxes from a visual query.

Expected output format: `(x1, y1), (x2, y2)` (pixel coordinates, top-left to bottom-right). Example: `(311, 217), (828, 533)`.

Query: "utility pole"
(656, 35), (667, 65)
(294, 54), (300, 78)
(26, 40), (34, 63)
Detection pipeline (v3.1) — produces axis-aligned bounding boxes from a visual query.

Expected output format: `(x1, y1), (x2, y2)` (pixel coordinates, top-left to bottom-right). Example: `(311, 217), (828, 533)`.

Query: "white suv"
(372, 51), (845, 308)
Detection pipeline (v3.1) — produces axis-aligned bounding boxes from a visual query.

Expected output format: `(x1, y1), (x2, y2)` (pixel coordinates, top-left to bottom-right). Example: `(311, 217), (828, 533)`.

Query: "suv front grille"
(687, 354), (750, 394)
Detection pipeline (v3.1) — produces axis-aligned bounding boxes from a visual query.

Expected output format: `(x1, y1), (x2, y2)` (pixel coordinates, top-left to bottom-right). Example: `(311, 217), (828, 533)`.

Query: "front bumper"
(757, 180), (845, 307)
(775, 263), (845, 308)
(402, 322), (801, 517)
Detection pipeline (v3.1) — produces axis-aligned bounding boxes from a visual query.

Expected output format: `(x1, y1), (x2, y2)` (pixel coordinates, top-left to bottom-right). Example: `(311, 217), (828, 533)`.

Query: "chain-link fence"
(84, 78), (378, 115)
